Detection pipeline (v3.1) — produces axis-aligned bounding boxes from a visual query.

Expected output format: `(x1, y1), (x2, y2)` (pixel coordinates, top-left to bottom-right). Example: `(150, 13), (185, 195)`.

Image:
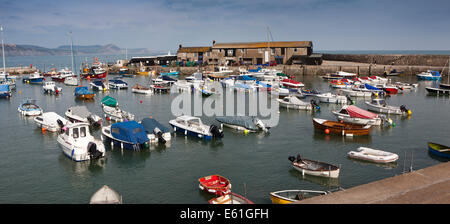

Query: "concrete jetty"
(294, 162), (450, 204)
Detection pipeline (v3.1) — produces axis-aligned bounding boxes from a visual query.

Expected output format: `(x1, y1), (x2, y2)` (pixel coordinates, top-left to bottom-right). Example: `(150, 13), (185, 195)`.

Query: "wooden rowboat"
(288, 155), (340, 178)
(312, 118), (372, 136)
(270, 190), (328, 204)
(89, 185), (122, 204)
(209, 192), (254, 204)
(198, 174), (231, 195)
(428, 142), (450, 159)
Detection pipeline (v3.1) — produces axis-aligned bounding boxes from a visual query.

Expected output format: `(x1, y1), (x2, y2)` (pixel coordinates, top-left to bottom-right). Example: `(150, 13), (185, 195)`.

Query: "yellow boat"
(270, 190), (328, 204)
(137, 71), (149, 75)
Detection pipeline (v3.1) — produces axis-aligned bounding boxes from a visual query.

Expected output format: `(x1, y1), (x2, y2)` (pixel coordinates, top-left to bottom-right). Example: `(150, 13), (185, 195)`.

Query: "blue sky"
(1, 0), (450, 51)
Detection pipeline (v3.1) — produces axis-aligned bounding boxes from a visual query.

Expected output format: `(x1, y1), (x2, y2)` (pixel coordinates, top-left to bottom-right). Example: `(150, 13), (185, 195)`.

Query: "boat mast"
(1, 25), (6, 74)
(70, 31), (75, 75)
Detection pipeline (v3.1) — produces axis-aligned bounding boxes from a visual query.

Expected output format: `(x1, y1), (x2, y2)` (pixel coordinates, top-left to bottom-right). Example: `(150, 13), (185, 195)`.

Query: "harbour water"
(0, 71), (449, 204)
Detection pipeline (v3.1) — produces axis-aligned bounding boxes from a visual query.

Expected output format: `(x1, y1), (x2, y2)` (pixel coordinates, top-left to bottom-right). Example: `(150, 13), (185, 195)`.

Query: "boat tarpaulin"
(0, 84), (9, 92)
(141, 118), (170, 133)
(256, 81), (271, 88)
(346, 105), (378, 119)
(364, 83), (381, 91)
(101, 96), (118, 107)
(111, 121), (149, 144)
(74, 86), (93, 95)
(236, 75), (256, 81)
(216, 116), (259, 131)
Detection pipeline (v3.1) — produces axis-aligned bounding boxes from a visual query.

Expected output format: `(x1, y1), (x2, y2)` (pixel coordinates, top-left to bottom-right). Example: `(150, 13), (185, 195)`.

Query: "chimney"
(212, 40), (216, 45)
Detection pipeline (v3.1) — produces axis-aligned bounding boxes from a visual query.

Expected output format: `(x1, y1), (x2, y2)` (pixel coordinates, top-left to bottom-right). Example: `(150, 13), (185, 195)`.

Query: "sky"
(1, 0), (450, 51)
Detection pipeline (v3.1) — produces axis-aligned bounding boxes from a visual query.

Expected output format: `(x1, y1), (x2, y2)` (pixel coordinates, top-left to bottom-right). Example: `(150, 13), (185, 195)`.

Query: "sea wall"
(322, 53), (449, 67)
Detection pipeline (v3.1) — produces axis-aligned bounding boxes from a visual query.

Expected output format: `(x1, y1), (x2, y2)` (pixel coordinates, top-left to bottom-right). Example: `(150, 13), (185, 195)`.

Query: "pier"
(294, 162), (450, 204)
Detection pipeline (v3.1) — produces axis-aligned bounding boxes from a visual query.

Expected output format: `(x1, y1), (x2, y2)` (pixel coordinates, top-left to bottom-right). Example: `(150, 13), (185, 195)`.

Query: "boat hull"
(170, 124), (213, 140)
(365, 102), (404, 115)
(428, 142), (450, 159)
(312, 118), (371, 136)
(426, 87), (450, 95)
(292, 160), (340, 178)
(102, 128), (148, 150)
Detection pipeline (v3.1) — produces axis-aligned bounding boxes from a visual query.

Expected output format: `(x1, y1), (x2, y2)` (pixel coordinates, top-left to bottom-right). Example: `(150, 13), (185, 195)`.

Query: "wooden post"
(357, 66), (360, 76)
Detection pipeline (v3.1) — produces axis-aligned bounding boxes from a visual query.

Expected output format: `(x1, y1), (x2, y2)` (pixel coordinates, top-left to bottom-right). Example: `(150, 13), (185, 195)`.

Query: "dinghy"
(65, 105), (102, 127)
(209, 193), (254, 204)
(131, 84), (152, 94)
(332, 105), (387, 126)
(277, 95), (319, 111)
(169, 115), (223, 140)
(198, 174), (231, 195)
(365, 98), (411, 115)
(281, 79), (304, 88)
(141, 117), (171, 144)
(90, 185), (122, 204)
(312, 117), (372, 136)
(316, 92), (348, 104)
(348, 147), (399, 163)
(18, 99), (43, 116)
(34, 112), (69, 132)
(427, 142), (450, 159)
(288, 154), (340, 178)
(101, 121), (150, 150)
(270, 190), (328, 204)
(215, 116), (269, 133)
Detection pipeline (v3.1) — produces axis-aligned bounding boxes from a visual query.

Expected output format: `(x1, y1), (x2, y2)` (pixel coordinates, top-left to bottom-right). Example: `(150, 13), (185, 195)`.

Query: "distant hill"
(2, 43), (160, 56)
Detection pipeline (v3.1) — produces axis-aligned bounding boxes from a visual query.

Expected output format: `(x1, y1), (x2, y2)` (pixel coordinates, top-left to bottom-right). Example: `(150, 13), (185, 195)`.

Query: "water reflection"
(427, 151), (450, 162)
(288, 169), (340, 188)
(347, 157), (398, 169)
(58, 154), (106, 176)
(313, 132), (372, 143)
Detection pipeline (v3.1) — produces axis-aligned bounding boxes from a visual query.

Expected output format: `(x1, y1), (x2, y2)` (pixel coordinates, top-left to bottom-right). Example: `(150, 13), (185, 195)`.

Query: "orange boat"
(198, 174), (231, 195)
(312, 118), (372, 136)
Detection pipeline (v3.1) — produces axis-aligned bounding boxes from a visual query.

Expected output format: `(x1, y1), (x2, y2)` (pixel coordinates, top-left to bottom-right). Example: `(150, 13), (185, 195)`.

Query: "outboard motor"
(57, 119), (65, 133)
(288, 156), (296, 163)
(87, 142), (103, 159)
(400, 105), (411, 116)
(255, 119), (269, 133)
(153, 127), (166, 144)
(209, 124), (224, 139)
(87, 115), (95, 125)
(346, 95), (353, 105)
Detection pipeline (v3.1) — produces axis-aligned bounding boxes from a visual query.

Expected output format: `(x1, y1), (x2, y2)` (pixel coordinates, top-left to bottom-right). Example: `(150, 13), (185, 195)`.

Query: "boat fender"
(153, 127), (166, 144)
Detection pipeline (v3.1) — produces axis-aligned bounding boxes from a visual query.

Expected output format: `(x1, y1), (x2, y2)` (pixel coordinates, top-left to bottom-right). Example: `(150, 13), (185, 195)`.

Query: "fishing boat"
(365, 98), (411, 115)
(169, 115), (223, 140)
(150, 83), (171, 93)
(0, 84), (11, 98)
(288, 154), (340, 178)
(281, 79), (304, 88)
(270, 190), (328, 204)
(425, 87), (450, 95)
(65, 105), (102, 127)
(101, 96), (134, 122)
(57, 122), (105, 161)
(417, 70), (441, 80)
(427, 142), (450, 159)
(22, 72), (44, 84)
(74, 86), (95, 100)
(101, 121), (150, 150)
(141, 117), (171, 144)
(312, 117), (372, 136)
(215, 116), (269, 133)
(18, 99), (43, 116)
(64, 76), (78, 86)
(277, 95), (319, 111)
(42, 81), (62, 94)
(209, 193), (254, 204)
(34, 112), (69, 132)
(108, 79), (128, 89)
(332, 105), (388, 126)
(347, 147), (399, 163)
(89, 185), (122, 204)
(131, 84), (152, 94)
(316, 92), (348, 104)
(198, 174), (231, 195)
(90, 80), (108, 91)
(52, 68), (75, 82)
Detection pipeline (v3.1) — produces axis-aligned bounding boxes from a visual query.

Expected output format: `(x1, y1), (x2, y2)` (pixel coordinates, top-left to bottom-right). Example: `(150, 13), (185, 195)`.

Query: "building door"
(256, 58), (263, 65)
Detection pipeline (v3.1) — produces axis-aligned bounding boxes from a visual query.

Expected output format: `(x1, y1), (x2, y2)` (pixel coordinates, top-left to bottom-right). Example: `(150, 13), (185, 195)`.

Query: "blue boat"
(364, 83), (382, 91)
(428, 142), (450, 159)
(101, 121), (150, 150)
(160, 71), (180, 79)
(23, 72), (45, 84)
(74, 86), (95, 100)
(0, 84), (11, 98)
(417, 70), (441, 80)
(18, 99), (43, 116)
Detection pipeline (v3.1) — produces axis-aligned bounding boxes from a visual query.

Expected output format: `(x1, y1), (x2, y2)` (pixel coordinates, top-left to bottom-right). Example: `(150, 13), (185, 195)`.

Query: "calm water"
(0, 73), (449, 204)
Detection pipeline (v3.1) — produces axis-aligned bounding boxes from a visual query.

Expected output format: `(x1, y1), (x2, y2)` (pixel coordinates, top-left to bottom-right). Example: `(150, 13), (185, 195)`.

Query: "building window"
(281, 48), (285, 55)
(241, 49), (245, 54)
(227, 49), (233, 56)
(271, 48), (275, 55)
(258, 48), (262, 53)
(294, 48), (298, 52)
(183, 53), (186, 57)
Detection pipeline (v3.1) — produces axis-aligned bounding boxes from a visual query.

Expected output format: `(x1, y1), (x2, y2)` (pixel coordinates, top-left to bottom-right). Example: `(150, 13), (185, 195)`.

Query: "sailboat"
(439, 58), (450, 89)
(425, 58), (450, 95)
(0, 25), (16, 90)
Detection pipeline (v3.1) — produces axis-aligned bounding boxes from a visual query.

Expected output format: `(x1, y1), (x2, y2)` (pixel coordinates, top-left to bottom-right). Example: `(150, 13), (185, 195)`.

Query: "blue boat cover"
(75, 86), (93, 95)
(160, 71), (180, 77)
(248, 67), (261, 72)
(256, 81), (271, 88)
(0, 84), (9, 92)
(236, 75), (256, 81)
(162, 76), (177, 81)
(110, 79), (127, 84)
(141, 118), (170, 133)
(364, 83), (381, 91)
(111, 121), (149, 144)
(92, 80), (104, 86)
(430, 71), (440, 76)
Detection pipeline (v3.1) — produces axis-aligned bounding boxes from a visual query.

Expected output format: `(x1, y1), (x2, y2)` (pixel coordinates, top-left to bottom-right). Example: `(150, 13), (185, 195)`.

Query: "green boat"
(428, 142), (450, 159)
(101, 95), (118, 107)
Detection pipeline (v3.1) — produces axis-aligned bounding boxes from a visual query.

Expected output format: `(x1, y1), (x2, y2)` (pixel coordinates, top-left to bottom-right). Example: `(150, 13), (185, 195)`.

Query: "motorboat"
(140, 117), (172, 144)
(301, 89), (321, 97)
(90, 80), (108, 91)
(425, 87), (450, 95)
(394, 82), (418, 90)
(150, 83), (171, 93)
(169, 115), (223, 140)
(312, 117), (372, 136)
(101, 121), (150, 150)
(340, 88), (372, 97)
(321, 71), (357, 80)
(332, 105), (388, 126)
(52, 68), (75, 82)
(365, 98), (411, 115)
(427, 142), (450, 159)
(277, 95), (319, 111)
(34, 112), (69, 132)
(22, 72), (44, 84)
(215, 116), (269, 133)
(74, 86), (95, 100)
(65, 105), (102, 127)
(18, 99), (43, 116)
(174, 80), (194, 93)
(64, 76), (78, 86)
(209, 193), (254, 204)
(315, 92), (348, 104)
(42, 81), (62, 94)
(270, 190), (328, 204)
(417, 70), (441, 80)
(281, 79), (304, 88)
(198, 174), (231, 195)
(0, 84), (11, 98)
(57, 122), (105, 161)
(101, 96), (134, 122)
(329, 79), (353, 89)
(131, 84), (152, 94)
(383, 69), (403, 76)
(90, 185), (122, 204)
(185, 72), (204, 84)
(288, 154), (340, 178)
(348, 147), (399, 163)
(119, 67), (128, 75)
(109, 79), (128, 89)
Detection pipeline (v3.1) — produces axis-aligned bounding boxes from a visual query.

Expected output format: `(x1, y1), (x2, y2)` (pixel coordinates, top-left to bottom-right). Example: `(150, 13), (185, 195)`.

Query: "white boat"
(340, 88), (372, 97)
(90, 185), (122, 204)
(215, 116), (269, 133)
(102, 105), (135, 122)
(43, 81), (62, 94)
(394, 82), (418, 90)
(34, 112), (69, 132)
(64, 76), (78, 86)
(141, 117), (172, 144)
(209, 193), (254, 204)
(332, 105), (386, 126)
(174, 80), (194, 92)
(277, 95), (318, 111)
(365, 98), (411, 115)
(289, 154), (340, 178)
(169, 115), (223, 140)
(316, 92), (348, 104)
(90, 80), (108, 91)
(57, 122), (105, 162)
(416, 70), (441, 80)
(65, 105), (102, 126)
(348, 147), (399, 163)
(321, 71), (357, 80)
(18, 99), (43, 116)
(52, 68), (75, 82)
(185, 72), (204, 84)
(109, 79), (128, 89)
(131, 84), (152, 94)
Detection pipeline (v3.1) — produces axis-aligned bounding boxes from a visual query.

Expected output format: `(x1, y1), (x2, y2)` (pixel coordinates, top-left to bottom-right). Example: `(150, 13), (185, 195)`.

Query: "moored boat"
(131, 84), (152, 94)
(348, 147), (399, 163)
(215, 116), (269, 133)
(198, 174), (231, 195)
(417, 70), (441, 80)
(64, 76), (78, 86)
(288, 154), (340, 178)
(18, 99), (43, 116)
(281, 78), (304, 88)
(365, 98), (411, 115)
(332, 105), (387, 126)
(90, 80), (108, 91)
(89, 185), (122, 204)
(101, 121), (150, 150)
(34, 112), (69, 132)
(43, 81), (62, 94)
(312, 117), (372, 136)
(316, 92), (348, 104)
(169, 115), (223, 140)
(427, 142), (450, 159)
(209, 193), (254, 204)
(277, 95), (319, 111)
(65, 105), (102, 127)
(141, 117), (171, 144)
(101, 96), (134, 122)
(0, 84), (11, 98)
(426, 87), (450, 95)
(109, 79), (128, 89)
(23, 72), (44, 84)
(74, 86), (95, 100)
(270, 190), (328, 204)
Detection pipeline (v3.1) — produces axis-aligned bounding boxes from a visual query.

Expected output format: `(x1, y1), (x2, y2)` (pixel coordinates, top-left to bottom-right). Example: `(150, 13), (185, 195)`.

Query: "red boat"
(281, 79), (304, 88)
(198, 174), (231, 195)
(383, 86), (399, 94)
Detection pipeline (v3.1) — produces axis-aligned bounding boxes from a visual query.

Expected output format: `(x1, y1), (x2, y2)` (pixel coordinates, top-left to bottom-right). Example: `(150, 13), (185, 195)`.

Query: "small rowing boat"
(312, 117), (372, 136)
(198, 174), (231, 195)
(89, 185), (122, 204)
(427, 142), (450, 159)
(270, 189), (328, 204)
(288, 154), (340, 178)
(209, 193), (254, 204)
(348, 147), (399, 163)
